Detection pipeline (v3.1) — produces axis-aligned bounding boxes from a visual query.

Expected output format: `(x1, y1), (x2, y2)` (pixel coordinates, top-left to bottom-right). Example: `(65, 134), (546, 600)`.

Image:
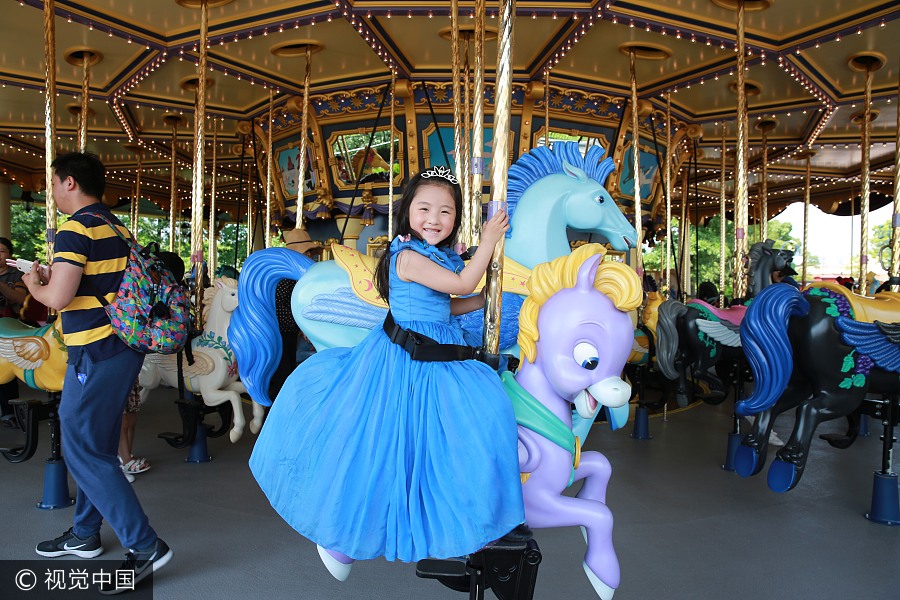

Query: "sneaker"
(99, 538), (172, 595)
(35, 528), (103, 558)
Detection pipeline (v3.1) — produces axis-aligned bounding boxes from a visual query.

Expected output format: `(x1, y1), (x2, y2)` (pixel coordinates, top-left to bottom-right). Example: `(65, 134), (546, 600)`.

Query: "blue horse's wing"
(836, 317), (900, 374)
(696, 318), (742, 348)
(302, 287), (387, 330)
(455, 292), (524, 351)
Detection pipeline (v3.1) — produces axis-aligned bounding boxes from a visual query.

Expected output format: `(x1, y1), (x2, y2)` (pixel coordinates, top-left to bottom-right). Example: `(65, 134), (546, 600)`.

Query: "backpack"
(83, 212), (191, 354)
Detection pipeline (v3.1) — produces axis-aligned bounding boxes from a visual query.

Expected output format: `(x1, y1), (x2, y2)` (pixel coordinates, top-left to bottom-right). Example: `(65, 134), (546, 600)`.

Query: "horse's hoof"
(582, 562), (615, 600)
(767, 459), (798, 493)
(317, 545), (353, 581)
(229, 429), (243, 443)
(675, 393), (689, 408)
(733, 445), (759, 477)
(249, 420), (263, 435)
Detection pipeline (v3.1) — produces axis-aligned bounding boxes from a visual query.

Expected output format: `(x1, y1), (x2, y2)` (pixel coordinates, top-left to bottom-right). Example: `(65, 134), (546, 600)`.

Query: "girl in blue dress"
(249, 166), (525, 580)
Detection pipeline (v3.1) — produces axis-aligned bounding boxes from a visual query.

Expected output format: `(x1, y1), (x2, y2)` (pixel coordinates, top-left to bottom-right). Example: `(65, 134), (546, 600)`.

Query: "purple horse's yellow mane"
(518, 243), (642, 363)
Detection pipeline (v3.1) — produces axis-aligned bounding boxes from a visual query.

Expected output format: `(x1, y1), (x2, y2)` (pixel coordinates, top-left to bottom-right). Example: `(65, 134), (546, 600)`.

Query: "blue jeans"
(59, 347), (157, 551)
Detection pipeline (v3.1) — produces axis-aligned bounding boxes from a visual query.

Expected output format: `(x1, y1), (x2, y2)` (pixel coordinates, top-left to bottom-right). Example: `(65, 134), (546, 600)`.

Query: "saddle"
(686, 298), (748, 326)
(810, 282), (900, 325)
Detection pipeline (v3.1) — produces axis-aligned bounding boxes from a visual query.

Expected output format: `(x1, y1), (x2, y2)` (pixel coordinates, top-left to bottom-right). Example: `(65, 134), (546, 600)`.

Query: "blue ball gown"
(249, 236), (524, 562)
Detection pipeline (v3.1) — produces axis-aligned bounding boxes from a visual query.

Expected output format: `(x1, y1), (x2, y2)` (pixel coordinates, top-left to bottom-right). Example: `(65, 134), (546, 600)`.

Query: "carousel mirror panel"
(328, 127), (402, 190)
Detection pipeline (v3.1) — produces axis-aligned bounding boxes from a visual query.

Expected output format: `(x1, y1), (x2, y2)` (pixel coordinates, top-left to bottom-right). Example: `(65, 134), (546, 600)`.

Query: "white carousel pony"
(139, 277), (261, 443)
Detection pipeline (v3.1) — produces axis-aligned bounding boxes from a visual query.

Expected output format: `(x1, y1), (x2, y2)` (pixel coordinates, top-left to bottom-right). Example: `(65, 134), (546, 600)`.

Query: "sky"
(773, 201), (894, 278)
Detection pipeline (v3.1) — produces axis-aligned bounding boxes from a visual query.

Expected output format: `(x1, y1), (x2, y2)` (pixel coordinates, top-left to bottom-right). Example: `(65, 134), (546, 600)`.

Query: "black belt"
(383, 311), (502, 370)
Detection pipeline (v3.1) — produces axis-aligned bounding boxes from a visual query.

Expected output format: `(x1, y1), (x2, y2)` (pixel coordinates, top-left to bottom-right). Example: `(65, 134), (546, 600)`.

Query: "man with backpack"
(22, 152), (172, 593)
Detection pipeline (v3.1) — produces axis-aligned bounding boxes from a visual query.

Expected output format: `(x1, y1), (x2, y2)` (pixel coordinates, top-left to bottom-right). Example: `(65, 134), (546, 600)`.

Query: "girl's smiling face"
(408, 184), (457, 246)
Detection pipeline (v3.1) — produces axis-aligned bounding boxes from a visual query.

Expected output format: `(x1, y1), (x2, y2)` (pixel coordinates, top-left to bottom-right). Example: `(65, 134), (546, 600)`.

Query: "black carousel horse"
(734, 282), (900, 492)
(655, 239), (794, 406)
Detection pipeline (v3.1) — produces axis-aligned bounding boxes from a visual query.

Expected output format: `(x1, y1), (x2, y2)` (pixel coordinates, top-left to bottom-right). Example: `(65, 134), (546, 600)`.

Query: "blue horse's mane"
(507, 142), (615, 223)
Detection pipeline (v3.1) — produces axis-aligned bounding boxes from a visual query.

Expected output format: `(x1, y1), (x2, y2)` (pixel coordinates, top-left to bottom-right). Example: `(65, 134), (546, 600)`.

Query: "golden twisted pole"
(664, 93), (672, 297)
(629, 49), (643, 276)
(131, 149), (142, 233)
(451, 0), (463, 185)
(165, 115), (182, 252)
(246, 162), (255, 256)
(796, 149), (817, 286)
(43, 0), (57, 263)
(680, 169), (690, 297)
(462, 43), (472, 242)
(298, 45), (311, 230)
(544, 68), (550, 144)
(207, 118), (218, 278)
(756, 119), (776, 242)
(733, 0), (750, 300)
(859, 61), (876, 291)
(483, 0), (515, 354)
(79, 55), (91, 152)
(388, 70), (396, 238)
(720, 127), (727, 307)
(265, 89), (274, 248)
(891, 65), (900, 292)
(467, 0), (486, 250)
(190, 0), (209, 308)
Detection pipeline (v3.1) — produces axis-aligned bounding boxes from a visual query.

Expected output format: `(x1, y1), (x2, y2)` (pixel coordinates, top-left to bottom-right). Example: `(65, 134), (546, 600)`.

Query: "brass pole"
(664, 93), (672, 297)
(468, 0), (486, 249)
(720, 128), (727, 308)
(265, 90), (274, 248)
(680, 169), (690, 297)
(298, 45), (311, 230)
(483, 0), (515, 354)
(166, 115), (181, 252)
(451, 0), (463, 185)
(544, 68), (550, 145)
(132, 149), (142, 234)
(892, 64), (900, 292)
(207, 118), (218, 279)
(797, 149), (817, 286)
(190, 0), (209, 309)
(733, 0), (750, 300)
(43, 0), (57, 263)
(388, 70), (396, 238)
(462, 43), (472, 243)
(246, 162), (255, 256)
(859, 64), (874, 292)
(79, 55), (90, 152)
(629, 49), (643, 276)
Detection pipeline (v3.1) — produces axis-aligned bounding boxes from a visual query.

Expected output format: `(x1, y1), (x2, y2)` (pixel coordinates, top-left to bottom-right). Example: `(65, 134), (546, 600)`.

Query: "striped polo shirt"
(53, 203), (130, 361)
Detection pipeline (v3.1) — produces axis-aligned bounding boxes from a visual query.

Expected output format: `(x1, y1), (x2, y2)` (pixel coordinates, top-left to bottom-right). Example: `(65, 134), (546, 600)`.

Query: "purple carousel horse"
(508, 243), (642, 599)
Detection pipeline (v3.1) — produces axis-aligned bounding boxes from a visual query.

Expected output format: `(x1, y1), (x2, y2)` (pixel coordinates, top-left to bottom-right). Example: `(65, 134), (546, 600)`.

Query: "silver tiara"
(421, 165), (459, 185)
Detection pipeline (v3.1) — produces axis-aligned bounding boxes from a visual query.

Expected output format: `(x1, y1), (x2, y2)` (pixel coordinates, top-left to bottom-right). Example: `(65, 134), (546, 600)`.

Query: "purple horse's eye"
(574, 342), (599, 370)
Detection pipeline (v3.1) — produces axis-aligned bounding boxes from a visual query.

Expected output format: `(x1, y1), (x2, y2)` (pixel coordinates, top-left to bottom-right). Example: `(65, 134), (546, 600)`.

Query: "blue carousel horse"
(734, 282), (900, 492)
(230, 142), (637, 407)
(655, 239), (794, 405)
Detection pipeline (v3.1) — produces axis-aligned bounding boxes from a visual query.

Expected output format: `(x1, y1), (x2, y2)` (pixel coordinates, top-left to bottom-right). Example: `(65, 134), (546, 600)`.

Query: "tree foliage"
(642, 216), (806, 298)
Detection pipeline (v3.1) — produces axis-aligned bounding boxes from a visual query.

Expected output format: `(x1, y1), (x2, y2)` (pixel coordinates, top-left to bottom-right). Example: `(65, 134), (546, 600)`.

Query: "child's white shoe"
(317, 545), (352, 581)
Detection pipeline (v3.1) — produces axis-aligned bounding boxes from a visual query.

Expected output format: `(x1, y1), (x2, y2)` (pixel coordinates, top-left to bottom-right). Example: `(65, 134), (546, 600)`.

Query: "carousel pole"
(852, 54), (885, 292)
(628, 49), (643, 277)
(245, 161), (255, 257)
(42, 0), (57, 264)
(891, 64), (900, 293)
(462, 43), (472, 240)
(451, 0), (463, 187)
(165, 114), (183, 252)
(207, 118), (218, 279)
(77, 53), (93, 152)
(680, 168), (690, 299)
(467, 0), (486, 250)
(755, 119), (776, 243)
(190, 0), (209, 320)
(544, 68), (550, 145)
(733, 0), (750, 301)
(719, 127), (727, 307)
(388, 69), (396, 238)
(265, 90), (274, 248)
(131, 148), (143, 235)
(298, 45), (312, 231)
(483, 0), (515, 354)
(796, 149), (817, 286)
(664, 93), (672, 298)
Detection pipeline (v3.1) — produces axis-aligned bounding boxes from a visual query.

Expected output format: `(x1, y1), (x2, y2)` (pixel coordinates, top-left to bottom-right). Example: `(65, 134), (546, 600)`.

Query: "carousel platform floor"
(1, 382), (898, 600)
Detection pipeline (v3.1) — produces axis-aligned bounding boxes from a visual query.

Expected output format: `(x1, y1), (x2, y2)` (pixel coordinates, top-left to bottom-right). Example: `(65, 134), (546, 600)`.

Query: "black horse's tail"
(736, 284), (810, 416)
(655, 299), (688, 381)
